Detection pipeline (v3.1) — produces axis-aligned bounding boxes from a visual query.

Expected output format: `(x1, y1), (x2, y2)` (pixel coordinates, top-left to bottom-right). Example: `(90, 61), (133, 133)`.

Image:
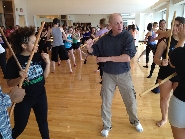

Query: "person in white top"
(0, 44), (6, 77)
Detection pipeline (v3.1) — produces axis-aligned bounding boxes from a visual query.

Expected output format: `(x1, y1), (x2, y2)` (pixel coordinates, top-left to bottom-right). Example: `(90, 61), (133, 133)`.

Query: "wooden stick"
(81, 31), (108, 49)
(139, 11), (176, 97)
(166, 11), (176, 59)
(9, 22), (45, 117)
(0, 27), (22, 70)
(139, 72), (177, 97)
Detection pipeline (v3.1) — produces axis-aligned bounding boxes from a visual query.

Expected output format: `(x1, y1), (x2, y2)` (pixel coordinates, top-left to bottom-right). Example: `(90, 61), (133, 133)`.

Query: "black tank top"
(158, 36), (178, 81)
(162, 36), (177, 59)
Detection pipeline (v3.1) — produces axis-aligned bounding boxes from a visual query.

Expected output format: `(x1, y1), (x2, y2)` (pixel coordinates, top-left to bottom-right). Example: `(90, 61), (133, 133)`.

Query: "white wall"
(13, 0), (28, 26)
(166, 1), (184, 28)
(173, 3), (184, 16)
(153, 12), (163, 23)
(25, 0), (156, 26)
(36, 17), (53, 27)
(137, 13), (154, 41)
(73, 14), (110, 27)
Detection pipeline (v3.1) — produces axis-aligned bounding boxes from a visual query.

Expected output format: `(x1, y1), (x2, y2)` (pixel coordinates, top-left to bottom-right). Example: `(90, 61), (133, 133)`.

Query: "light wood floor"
(0, 43), (173, 139)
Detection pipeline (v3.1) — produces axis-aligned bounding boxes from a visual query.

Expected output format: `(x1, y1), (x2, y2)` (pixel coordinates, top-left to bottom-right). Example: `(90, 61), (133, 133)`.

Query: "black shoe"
(151, 87), (160, 94)
(84, 59), (87, 64)
(143, 65), (148, 68)
(147, 75), (152, 78)
(99, 81), (102, 84)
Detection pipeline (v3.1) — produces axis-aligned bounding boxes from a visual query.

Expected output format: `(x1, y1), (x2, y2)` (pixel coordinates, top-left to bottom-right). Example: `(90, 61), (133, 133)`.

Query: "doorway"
(19, 15), (25, 27)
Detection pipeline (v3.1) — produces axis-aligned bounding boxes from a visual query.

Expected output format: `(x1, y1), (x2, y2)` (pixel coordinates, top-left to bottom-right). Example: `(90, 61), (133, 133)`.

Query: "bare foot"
(95, 70), (99, 72)
(70, 70), (73, 73)
(80, 59), (84, 61)
(58, 60), (61, 66)
(156, 120), (167, 127)
(51, 69), (55, 73)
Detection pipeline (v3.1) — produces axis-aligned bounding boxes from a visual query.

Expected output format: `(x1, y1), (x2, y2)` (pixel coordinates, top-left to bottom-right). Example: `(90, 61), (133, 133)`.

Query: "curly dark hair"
(147, 23), (153, 31)
(9, 26), (35, 54)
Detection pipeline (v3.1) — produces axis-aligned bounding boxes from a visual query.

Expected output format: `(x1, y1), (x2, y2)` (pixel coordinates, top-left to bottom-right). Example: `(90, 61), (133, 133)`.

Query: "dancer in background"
(47, 18), (72, 73)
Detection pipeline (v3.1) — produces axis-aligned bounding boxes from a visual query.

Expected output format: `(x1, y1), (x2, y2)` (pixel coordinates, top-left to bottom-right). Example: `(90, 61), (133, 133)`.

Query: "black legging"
(0, 52), (6, 76)
(146, 44), (156, 64)
(148, 47), (157, 76)
(149, 61), (156, 76)
(12, 92), (50, 139)
(38, 40), (47, 54)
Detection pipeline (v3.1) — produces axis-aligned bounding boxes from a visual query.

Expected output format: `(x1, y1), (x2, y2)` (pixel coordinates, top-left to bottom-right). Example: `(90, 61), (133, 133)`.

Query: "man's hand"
(8, 86), (25, 103)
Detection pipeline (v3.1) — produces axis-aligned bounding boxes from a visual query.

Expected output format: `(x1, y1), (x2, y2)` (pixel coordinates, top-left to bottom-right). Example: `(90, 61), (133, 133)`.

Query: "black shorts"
(148, 43), (156, 51)
(66, 46), (73, 51)
(72, 43), (80, 50)
(46, 41), (51, 48)
(51, 45), (69, 62)
(158, 66), (178, 82)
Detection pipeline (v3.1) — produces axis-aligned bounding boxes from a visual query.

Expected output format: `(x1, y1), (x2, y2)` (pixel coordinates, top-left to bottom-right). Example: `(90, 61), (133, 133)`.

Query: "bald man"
(86, 13), (143, 137)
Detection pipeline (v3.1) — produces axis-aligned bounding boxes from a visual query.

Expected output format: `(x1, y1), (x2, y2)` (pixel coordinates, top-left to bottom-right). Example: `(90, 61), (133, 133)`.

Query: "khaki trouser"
(101, 71), (139, 129)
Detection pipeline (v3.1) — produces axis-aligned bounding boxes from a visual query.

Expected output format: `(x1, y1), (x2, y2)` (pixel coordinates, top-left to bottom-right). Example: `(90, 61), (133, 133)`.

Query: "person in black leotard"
(147, 19), (167, 78)
(154, 17), (185, 127)
(38, 28), (48, 53)
(143, 22), (157, 68)
(84, 27), (97, 64)
(150, 20), (167, 94)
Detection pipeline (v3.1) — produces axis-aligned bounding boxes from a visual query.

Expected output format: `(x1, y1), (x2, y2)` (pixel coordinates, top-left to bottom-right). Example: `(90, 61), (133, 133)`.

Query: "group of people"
(0, 13), (185, 139)
(138, 16), (185, 139)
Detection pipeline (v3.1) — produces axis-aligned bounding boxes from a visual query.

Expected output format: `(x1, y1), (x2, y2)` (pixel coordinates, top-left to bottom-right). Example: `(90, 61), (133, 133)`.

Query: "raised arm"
(60, 27), (67, 40)
(153, 29), (171, 41)
(154, 40), (168, 66)
(41, 53), (50, 78)
(47, 28), (52, 40)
